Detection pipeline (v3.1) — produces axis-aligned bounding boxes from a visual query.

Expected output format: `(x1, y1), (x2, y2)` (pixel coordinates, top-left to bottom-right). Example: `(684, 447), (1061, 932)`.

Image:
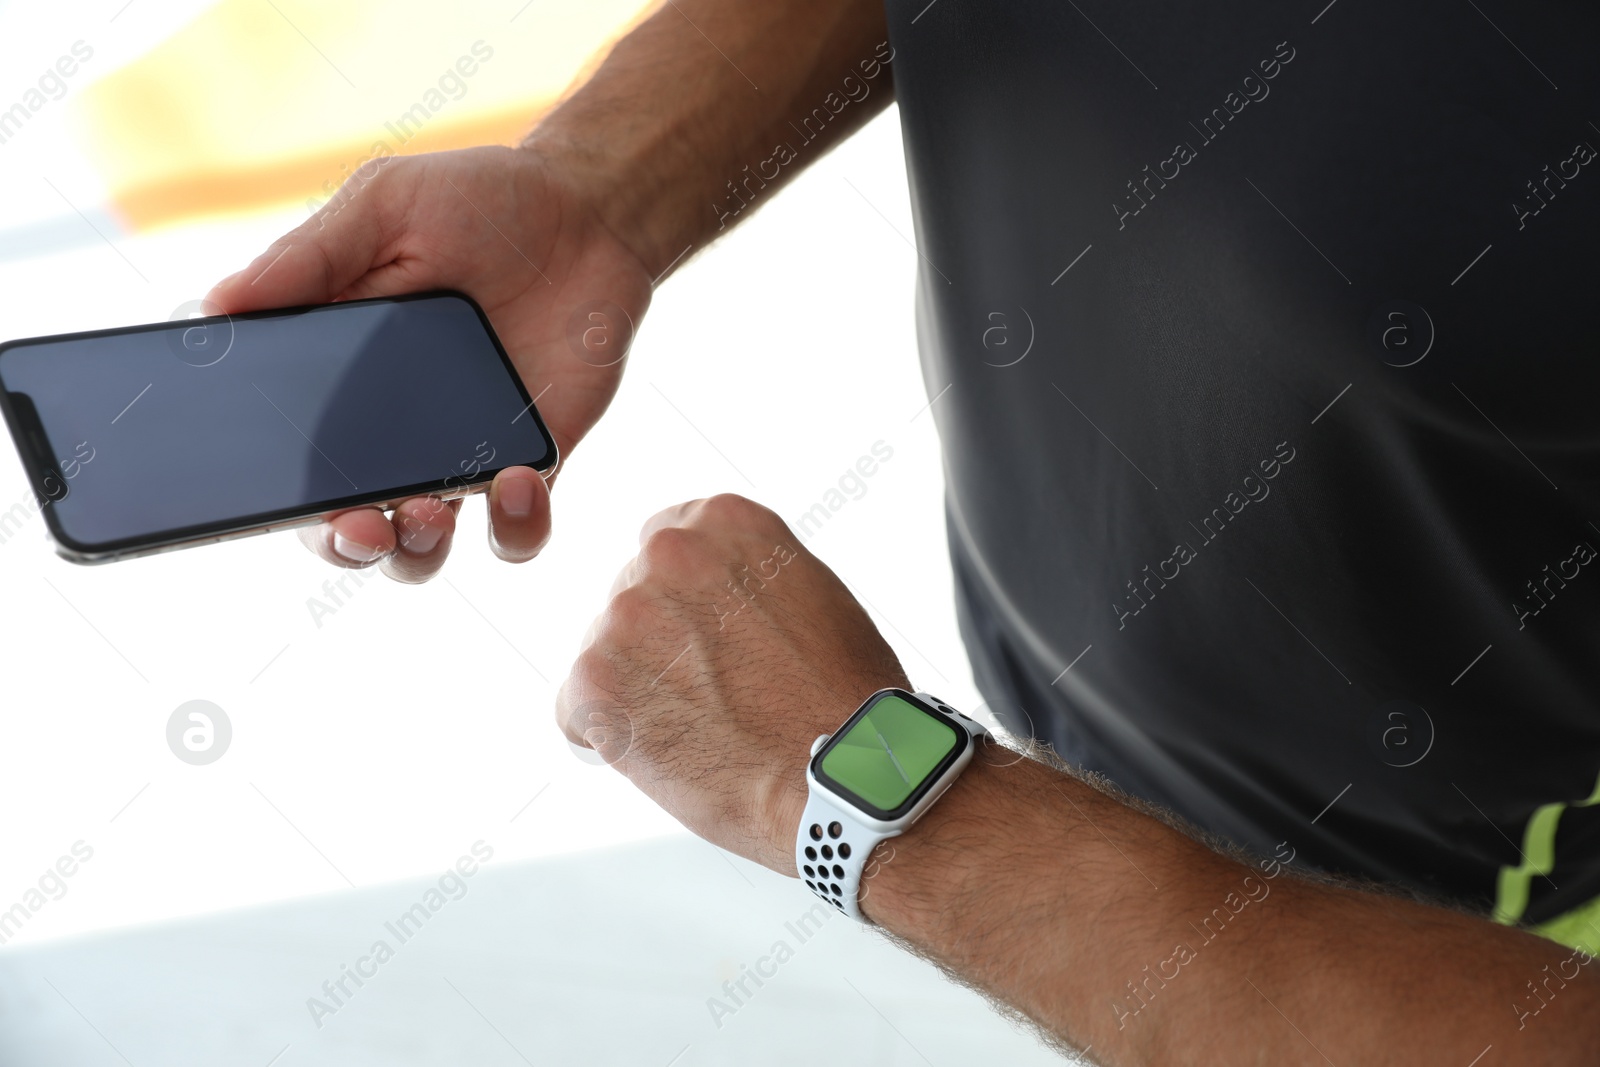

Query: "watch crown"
(810, 733), (830, 757)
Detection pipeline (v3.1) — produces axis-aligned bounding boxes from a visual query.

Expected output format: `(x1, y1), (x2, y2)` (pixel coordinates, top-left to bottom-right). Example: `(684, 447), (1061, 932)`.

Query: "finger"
(607, 556), (638, 600)
(638, 498), (704, 546)
(554, 663), (633, 763)
(205, 178), (397, 314)
(580, 610), (606, 651)
(555, 669), (601, 748)
(334, 258), (425, 301)
(297, 507), (396, 568)
(486, 466), (552, 563)
(379, 496), (461, 584)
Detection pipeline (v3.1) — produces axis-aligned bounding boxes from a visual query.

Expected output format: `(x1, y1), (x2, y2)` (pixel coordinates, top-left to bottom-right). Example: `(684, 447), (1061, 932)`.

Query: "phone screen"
(0, 291), (555, 558)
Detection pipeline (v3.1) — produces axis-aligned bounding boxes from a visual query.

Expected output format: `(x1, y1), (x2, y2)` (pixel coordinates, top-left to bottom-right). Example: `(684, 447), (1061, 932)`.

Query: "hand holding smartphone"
(0, 291), (558, 564)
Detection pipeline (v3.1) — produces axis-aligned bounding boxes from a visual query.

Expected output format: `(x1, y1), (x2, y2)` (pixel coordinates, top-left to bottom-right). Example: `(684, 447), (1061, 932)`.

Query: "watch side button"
(810, 734), (830, 757)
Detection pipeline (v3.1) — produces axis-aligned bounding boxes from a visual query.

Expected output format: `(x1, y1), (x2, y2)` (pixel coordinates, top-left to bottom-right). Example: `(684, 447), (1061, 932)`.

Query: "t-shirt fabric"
(882, 0), (1600, 928)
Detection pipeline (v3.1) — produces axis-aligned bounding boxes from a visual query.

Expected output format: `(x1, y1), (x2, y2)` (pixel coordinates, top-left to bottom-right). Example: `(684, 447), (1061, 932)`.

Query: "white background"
(0, 3), (984, 949)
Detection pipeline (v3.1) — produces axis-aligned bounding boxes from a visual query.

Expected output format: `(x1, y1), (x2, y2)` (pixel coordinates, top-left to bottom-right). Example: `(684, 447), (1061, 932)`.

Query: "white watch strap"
(796, 690), (988, 923)
(795, 791), (895, 921)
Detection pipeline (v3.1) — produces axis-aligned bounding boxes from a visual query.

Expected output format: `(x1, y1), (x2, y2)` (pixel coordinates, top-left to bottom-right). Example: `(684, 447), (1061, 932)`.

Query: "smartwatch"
(796, 687), (989, 922)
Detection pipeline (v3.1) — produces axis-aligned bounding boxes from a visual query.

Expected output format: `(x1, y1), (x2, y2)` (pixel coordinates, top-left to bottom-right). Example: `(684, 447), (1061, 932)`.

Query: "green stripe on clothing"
(1535, 894), (1600, 957)
(1491, 770), (1600, 927)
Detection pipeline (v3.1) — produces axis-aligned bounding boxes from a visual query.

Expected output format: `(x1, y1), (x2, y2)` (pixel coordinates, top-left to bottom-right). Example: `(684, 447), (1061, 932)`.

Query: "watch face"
(812, 690), (967, 821)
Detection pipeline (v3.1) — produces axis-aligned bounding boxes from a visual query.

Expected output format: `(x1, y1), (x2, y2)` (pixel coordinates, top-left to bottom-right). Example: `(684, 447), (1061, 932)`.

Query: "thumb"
(206, 186), (393, 314)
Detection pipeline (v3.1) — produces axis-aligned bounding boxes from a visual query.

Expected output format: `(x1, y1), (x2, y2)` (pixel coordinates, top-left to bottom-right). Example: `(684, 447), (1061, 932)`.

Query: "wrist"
(515, 131), (662, 271)
(509, 132), (675, 284)
(858, 741), (1049, 936)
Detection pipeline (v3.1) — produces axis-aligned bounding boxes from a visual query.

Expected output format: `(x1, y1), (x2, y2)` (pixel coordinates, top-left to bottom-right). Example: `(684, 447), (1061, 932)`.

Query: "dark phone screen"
(0, 293), (553, 553)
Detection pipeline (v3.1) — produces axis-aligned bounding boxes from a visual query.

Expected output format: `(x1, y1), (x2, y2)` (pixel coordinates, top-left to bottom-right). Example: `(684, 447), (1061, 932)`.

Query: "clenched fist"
(556, 494), (911, 873)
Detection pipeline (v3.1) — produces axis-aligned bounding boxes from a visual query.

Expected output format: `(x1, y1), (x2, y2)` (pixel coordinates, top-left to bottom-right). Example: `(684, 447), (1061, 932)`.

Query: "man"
(208, 0), (1600, 1061)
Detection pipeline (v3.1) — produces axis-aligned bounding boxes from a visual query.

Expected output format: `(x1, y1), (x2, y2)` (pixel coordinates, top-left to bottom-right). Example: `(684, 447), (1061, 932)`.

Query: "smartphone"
(0, 290), (557, 564)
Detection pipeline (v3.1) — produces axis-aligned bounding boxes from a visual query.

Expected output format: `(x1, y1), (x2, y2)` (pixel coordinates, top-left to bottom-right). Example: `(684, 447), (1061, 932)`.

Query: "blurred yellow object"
(77, 0), (655, 232)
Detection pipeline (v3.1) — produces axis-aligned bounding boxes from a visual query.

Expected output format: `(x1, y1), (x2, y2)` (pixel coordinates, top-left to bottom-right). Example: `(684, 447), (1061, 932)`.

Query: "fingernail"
(401, 521), (444, 555)
(333, 532), (385, 562)
(499, 478), (535, 518)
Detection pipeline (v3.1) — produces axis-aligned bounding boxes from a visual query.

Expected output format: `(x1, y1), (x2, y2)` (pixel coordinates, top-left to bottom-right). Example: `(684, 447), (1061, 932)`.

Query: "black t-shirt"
(883, 0), (1600, 925)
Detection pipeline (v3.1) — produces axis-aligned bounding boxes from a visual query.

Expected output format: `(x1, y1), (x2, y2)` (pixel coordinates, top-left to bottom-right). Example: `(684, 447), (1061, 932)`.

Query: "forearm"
(864, 748), (1600, 1065)
(525, 0), (894, 278)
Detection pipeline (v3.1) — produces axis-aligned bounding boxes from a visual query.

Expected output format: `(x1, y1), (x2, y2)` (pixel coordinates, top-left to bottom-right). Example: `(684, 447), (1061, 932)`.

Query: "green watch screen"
(819, 694), (960, 811)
